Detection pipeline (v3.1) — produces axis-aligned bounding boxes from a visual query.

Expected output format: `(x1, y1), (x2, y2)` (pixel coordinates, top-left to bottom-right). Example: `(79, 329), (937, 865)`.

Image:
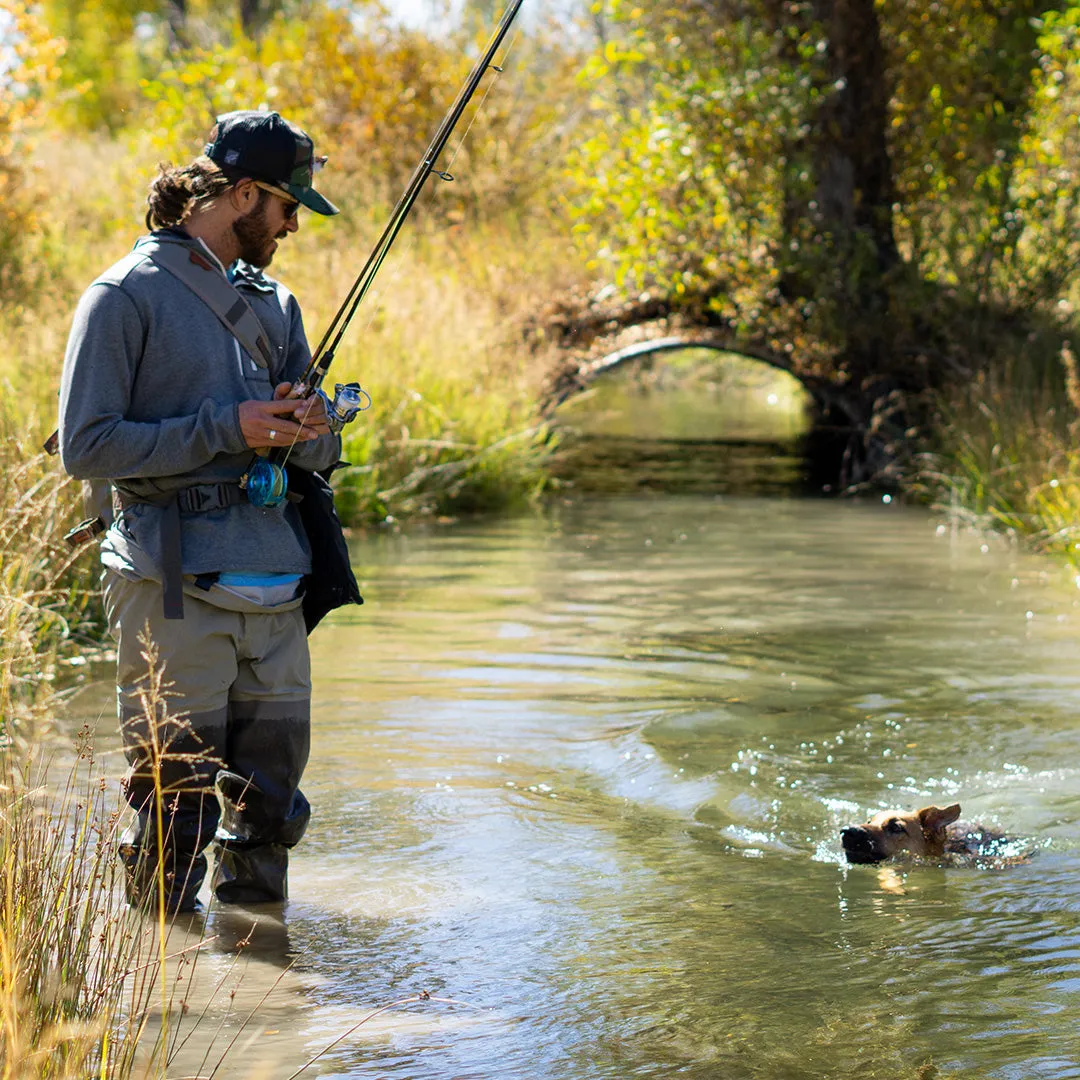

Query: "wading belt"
(113, 482), (246, 620)
(121, 239), (277, 620)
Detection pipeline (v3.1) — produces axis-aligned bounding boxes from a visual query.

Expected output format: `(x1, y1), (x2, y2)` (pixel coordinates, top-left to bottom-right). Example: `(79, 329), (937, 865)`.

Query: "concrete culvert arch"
(540, 328), (908, 493)
(548, 338), (819, 495)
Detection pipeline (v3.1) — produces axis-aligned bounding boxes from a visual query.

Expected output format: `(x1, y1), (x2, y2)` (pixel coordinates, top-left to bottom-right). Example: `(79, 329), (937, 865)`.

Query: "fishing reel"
(317, 381), (371, 433)
(244, 458), (289, 508)
(242, 382), (371, 508)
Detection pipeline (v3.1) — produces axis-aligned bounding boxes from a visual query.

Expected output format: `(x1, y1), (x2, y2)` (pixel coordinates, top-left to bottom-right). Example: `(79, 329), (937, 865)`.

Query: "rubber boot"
(212, 842), (291, 904)
(118, 811), (211, 914)
(211, 769), (311, 904)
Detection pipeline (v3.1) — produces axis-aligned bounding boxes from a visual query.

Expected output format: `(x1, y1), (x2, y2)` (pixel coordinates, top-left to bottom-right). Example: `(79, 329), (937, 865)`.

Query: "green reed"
(916, 341), (1080, 569)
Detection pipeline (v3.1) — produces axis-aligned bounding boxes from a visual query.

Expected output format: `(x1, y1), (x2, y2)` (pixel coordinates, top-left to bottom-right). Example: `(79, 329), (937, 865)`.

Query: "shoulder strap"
(142, 240), (275, 369)
(46, 240), (276, 457)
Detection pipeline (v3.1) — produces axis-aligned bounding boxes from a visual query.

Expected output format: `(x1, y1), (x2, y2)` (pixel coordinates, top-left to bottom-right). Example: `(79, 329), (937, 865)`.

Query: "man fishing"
(59, 110), (341, 913)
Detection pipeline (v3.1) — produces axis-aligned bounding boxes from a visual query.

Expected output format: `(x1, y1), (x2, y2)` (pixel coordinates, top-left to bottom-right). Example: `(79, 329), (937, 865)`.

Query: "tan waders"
(104, 571), (312, 912)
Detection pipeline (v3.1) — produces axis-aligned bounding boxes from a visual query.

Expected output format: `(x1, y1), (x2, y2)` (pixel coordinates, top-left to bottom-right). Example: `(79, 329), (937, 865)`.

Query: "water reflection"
(79, 496), (1080, 1078)
(552, 348), (813, 497)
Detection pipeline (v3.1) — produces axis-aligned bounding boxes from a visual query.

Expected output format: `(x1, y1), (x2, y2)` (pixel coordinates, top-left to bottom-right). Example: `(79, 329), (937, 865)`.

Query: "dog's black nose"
(840, 826), (883, 864)
(841, 826), (871, 852)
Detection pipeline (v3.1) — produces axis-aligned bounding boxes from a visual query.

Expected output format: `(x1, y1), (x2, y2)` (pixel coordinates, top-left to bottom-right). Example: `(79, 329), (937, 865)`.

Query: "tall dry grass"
(1, 734), (147, 1079)
(1, 646), (276, 1079)
(5, 132), (574, 534)
(0, 423), (227, 1079)
(2, 473), (265, 1080)
(0, 427), (146, 1078)
(916, 341), (1080, 569)
(0, 434), (97, 722)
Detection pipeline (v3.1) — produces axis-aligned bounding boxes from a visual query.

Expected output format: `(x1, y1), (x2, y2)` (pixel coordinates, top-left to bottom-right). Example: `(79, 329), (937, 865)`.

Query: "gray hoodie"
(59, 229), (341, 580)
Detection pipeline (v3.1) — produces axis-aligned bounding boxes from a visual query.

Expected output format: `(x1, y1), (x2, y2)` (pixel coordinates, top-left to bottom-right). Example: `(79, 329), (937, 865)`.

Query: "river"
(75, 490), (1080, 1079)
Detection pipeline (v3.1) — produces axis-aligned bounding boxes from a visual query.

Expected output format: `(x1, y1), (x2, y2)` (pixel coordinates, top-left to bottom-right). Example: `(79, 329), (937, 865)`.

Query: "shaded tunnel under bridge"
(540, 334), (893, 492)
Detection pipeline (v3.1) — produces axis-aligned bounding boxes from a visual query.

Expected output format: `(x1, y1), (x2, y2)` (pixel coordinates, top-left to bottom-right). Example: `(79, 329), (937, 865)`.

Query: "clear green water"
(77, 493), (1080, 1079)
(550, 347), (814, 497)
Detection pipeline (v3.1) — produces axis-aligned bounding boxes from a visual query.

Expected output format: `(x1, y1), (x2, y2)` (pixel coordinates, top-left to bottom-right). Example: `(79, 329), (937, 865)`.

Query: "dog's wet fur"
(841, 803), (1012, 865)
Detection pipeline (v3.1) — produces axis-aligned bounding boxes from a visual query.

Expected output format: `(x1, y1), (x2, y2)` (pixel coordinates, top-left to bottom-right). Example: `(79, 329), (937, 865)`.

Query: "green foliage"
(567, 3), (816, 319)
(568, 0), (1080, 350)
(37, 0), (163, 128)
(137, 3), (463, 201)
(31, 0), (582, 227)
(1009, 8), (1080, 301)
(918, 342), (1080, 568)
(336, 382), (552, 523)
(884, 0), (1078, 303)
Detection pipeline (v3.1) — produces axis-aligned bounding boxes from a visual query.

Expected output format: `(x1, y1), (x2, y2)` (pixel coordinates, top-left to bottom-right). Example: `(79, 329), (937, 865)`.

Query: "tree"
(38, 0), (293, 128)
(0, 0), (64, 284)
(567, 0), (1080, 481)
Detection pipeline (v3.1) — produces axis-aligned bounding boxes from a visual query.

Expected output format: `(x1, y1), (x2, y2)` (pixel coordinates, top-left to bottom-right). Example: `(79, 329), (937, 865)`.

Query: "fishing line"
(276, 22), (524, 473)
(265, 7), (526, 482)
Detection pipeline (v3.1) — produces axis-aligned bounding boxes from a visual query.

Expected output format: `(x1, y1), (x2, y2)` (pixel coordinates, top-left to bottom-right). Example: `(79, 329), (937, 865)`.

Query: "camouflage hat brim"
(284, 182), (339, 216)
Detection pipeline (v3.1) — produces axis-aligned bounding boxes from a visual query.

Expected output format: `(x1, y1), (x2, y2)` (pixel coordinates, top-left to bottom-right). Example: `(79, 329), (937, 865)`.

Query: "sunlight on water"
(75, 494), (1080, 1078)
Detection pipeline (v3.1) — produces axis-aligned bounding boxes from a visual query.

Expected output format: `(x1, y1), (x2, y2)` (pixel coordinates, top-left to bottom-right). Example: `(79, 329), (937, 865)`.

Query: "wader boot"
(118, 795), (218, 914)
(118, 712), (222, 915)
(210, 707), (311, 904)
(105, 574), (313, 913)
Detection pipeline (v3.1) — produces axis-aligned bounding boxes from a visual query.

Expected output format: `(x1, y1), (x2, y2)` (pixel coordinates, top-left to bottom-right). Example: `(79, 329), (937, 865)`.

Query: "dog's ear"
(917, 804), (961, 836)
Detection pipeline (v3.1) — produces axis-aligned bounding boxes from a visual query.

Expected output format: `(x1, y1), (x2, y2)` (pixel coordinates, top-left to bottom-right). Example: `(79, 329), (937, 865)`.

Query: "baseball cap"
(204, 110), (339, 216)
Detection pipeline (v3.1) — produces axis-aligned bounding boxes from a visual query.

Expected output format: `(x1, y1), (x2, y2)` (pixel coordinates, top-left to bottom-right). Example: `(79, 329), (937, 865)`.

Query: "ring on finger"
(269, 429), (277, 440)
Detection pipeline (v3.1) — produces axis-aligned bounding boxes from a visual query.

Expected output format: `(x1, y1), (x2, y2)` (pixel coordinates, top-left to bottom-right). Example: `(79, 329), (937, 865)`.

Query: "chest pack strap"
(142, 240), (275, 370)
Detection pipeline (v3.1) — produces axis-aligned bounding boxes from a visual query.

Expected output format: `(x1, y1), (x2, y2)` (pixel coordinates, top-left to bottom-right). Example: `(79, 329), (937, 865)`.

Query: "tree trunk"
(810, 0), (897, 274)
(239, 0), (260, 34)
(166, 0), (188, 46)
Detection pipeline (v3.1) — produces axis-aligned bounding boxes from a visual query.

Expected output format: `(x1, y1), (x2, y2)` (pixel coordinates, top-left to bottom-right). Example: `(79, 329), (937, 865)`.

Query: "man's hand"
(238, 382), (333, 449)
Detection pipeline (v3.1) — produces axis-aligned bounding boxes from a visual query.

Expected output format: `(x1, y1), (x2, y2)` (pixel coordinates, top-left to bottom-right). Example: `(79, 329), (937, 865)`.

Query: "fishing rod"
(244, 0), (528, 508)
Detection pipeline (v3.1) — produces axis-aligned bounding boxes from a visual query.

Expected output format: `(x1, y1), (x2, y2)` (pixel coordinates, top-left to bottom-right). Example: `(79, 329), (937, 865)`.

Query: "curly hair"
(145, 156), (242, 230)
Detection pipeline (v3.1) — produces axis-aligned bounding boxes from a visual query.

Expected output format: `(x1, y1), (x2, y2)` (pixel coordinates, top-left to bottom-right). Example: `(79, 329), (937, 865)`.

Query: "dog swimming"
(841, 803), (1034, 868)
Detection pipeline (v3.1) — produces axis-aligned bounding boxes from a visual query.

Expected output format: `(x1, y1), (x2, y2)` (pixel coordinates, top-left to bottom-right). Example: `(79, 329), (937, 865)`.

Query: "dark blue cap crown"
(204, 110), (338, 216)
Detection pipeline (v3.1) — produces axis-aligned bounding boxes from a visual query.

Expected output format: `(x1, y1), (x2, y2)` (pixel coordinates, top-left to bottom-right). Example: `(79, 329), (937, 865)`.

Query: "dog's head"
(841, 804), (961, 864)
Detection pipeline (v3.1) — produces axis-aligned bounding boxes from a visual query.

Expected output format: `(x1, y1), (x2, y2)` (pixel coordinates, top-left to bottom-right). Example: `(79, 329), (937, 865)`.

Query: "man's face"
(232, 189), (295, 268)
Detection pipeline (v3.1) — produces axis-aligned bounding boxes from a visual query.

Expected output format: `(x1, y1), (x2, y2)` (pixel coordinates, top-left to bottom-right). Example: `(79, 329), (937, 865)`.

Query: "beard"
(232, 196), (284, 268)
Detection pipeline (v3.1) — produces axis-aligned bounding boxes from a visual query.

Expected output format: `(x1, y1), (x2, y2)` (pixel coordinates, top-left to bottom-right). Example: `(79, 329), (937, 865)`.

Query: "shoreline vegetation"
(7, 131), (1080, 580)
(6, 0), (1080, 1072)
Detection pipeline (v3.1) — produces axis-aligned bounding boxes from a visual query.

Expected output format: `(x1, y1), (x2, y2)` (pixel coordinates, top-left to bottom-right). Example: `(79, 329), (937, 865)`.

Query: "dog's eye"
(885, 819), (907, 835)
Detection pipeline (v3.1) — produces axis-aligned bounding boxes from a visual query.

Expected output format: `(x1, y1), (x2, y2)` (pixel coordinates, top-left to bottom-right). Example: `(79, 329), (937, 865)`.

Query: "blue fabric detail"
(218, 572), (302, 587)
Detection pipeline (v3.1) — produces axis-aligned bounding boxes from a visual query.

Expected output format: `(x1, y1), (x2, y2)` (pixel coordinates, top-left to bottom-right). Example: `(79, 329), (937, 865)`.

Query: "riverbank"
(913, 343), (1080, 574)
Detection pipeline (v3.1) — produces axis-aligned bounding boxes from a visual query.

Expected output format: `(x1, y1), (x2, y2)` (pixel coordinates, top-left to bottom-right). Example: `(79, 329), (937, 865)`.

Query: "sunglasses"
(253, 180), (300, 220)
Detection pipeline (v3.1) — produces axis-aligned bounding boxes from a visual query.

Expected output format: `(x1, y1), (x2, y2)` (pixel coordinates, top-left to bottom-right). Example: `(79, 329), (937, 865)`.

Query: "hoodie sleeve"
(58, 282), (249, 481)
(278, 289), (343, 473)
